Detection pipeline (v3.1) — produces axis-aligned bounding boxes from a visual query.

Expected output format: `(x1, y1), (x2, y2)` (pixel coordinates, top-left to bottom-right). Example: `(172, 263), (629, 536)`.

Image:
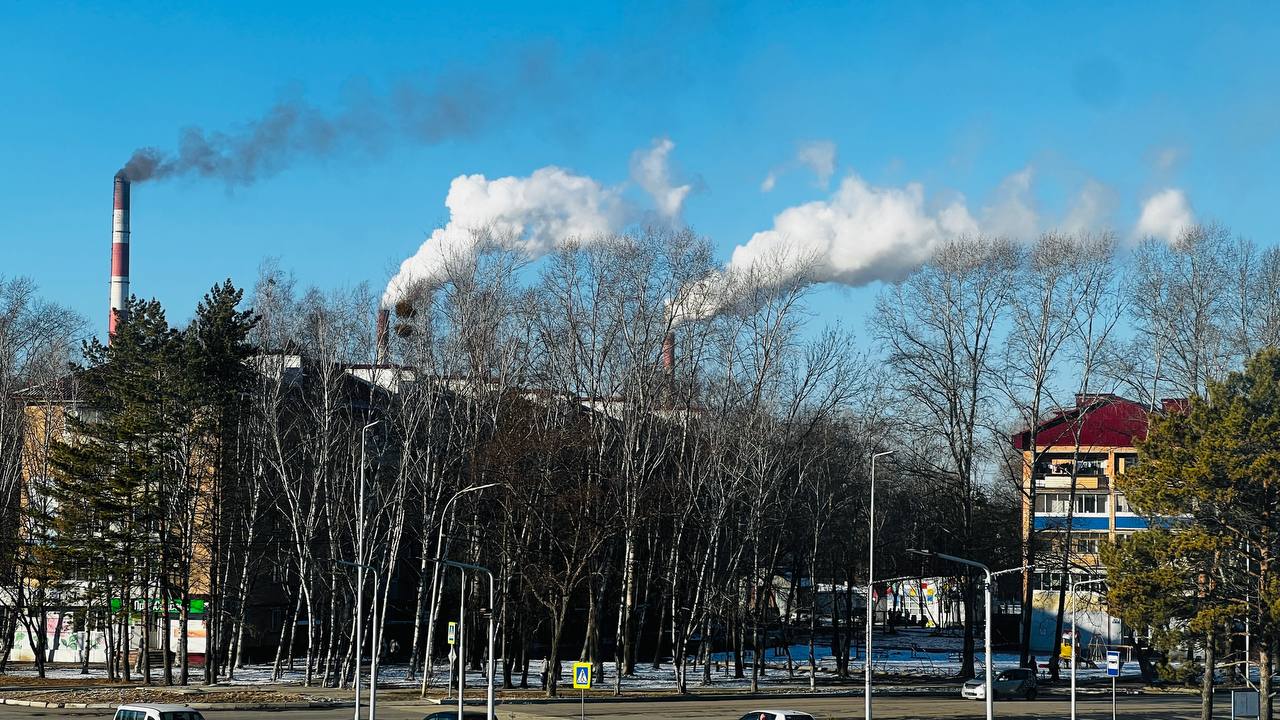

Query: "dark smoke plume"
(118, 50), (554, 185)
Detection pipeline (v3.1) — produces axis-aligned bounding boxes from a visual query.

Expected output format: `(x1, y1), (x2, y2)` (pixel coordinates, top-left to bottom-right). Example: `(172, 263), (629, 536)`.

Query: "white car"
(960, 668), (1038, 700)
(738, 711), (816, 720)
(113, 704), (207, 720)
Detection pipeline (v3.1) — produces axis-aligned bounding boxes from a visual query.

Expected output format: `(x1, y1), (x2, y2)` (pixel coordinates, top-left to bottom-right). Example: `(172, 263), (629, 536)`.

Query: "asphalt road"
(0, 693), (1205, 720)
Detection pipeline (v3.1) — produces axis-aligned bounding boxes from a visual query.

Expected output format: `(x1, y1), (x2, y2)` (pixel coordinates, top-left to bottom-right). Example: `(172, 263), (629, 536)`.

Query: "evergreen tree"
(184, 280), (258, 685)
(51, 296), (185, 683)
(1106, 348), (1280, 720)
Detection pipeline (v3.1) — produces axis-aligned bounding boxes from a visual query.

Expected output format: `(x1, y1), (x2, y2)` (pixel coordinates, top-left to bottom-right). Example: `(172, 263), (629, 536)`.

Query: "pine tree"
(1106, 348), (1280, 720)
(183, 280), (258, 685)
(51, 296), (183, 683)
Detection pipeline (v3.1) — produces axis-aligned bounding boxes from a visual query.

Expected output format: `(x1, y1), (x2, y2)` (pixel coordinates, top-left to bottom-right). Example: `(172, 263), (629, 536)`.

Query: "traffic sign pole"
(1106, 649), (1121, 720)
(572, 662), (592, 720)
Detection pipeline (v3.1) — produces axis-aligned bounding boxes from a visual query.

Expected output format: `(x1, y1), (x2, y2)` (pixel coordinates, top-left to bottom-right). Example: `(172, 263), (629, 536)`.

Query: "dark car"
(423, 712), (488, 720)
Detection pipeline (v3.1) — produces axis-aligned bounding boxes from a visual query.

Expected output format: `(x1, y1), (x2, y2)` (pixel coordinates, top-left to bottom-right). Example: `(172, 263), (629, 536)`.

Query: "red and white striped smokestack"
(661, 331), (675, 373)
(376, 308), (390, 364)
(109, 174), (131, 338)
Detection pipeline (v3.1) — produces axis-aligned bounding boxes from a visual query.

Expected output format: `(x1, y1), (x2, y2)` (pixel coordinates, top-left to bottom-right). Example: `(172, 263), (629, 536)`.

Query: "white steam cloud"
(730, 173), (979, 286)
(1135, 188), (1194, 242)
(796, 140), (838, 188)
(982, 166), (1038, 240)
(630, 137), (692, 220)
(761, 140), (839, 192)
(715, 167), (1123, 311)
(384, 137), (692, 305)
(384, 167), (624, 305)
(1061, 179), (1116, 235)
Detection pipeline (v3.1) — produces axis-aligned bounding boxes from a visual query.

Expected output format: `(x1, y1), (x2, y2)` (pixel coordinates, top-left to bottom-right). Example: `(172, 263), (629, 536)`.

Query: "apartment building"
(1010, 393), (1183, 653)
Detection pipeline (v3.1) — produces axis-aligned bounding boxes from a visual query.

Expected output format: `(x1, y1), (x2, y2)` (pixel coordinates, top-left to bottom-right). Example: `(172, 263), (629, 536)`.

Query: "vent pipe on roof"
(376, 308), (390, 364)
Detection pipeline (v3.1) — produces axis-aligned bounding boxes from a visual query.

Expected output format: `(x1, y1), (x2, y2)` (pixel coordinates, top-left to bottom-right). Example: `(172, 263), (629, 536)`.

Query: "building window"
(1074, 536), (1101, 555)
(1075, 459), (1105, 476)
(1075, 493), (1108, 514)
(1032, 571), (1100, 591)
(1034, 492), (1109, 515)
(1116, 454), (1138, 474)
(1035, 493), (1069, 514)
(1115, 493), (1133, 514)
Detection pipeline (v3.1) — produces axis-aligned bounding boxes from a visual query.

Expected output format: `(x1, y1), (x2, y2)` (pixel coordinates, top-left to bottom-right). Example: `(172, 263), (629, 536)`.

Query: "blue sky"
(3, 2), (1279, 338)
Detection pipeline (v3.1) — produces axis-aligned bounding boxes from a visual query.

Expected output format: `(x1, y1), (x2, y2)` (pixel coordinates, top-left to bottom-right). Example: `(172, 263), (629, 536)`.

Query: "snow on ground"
(2, 628), (1141, 689)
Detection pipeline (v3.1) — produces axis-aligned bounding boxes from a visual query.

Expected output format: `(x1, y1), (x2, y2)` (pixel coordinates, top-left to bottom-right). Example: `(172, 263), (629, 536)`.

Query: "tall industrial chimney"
(109, 173), (131, 338)
(661, 331), (675, 373)
(375, 308), (390, 364)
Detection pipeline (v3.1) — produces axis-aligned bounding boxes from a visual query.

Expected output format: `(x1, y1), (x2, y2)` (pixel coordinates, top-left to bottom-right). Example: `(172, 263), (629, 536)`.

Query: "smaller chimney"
(376, 308), (390, 364)
(661, 332), (675, 373)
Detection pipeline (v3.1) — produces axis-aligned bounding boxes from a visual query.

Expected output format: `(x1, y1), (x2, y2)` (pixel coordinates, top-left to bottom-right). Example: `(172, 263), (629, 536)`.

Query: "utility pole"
(865, 449), (893, 720)
(353, 420), (379, 720)
(1071, 577), (1107, 720)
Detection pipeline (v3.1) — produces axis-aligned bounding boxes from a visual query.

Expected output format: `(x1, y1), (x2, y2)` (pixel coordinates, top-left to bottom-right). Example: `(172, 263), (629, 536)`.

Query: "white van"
(113, 704), (206, 720)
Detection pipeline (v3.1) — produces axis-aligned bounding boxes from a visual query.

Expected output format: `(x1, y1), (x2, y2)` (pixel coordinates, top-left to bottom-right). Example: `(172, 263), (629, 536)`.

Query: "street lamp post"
(457, 567), (467, 720)
(865, 449), (893, 720)
(433, 558), (498, 720)
(419, 483), (498, 697)
(339, 559), (382, 720)
(353, 420), (379, 720)
(908, 549), (1001, 720)
(1070, 576), (1107, 720)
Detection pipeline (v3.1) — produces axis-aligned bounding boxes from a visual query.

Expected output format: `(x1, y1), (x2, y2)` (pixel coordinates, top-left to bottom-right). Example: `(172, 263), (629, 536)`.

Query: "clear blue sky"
(3, 2), (1278, 338)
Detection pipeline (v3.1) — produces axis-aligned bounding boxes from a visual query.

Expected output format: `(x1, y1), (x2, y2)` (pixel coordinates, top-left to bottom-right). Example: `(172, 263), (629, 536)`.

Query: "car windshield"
(784, 715), (815, 720)
(161, 713), (206, 720)
(998, 670), (1028, 680)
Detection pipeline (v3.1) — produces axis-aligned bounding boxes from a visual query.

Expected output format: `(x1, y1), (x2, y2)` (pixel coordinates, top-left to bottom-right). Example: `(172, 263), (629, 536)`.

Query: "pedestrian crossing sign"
(572, 662), (592, 689)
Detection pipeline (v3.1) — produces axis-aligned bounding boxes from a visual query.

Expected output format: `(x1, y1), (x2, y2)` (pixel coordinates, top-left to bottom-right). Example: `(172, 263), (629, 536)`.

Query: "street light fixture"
(353, 419), (380, 720)
(420, 483), (499, 698)
(865, 449), (893, 720)
(908, 549), (994, 720)
(1070, 576), (1107, 720)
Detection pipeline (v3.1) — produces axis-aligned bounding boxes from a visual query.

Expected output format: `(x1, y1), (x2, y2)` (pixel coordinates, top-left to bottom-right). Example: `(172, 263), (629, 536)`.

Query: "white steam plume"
(729, 172), (978, 287)
(630, 137), (692, 220)
(384, 167), (624, 306)
(796, 140), (838, 188)
(1135, 188), (1195, 242)
(1061, 179), (1117, 235)
(761, 139), (839, 192)
(981, 166), (1038, 240)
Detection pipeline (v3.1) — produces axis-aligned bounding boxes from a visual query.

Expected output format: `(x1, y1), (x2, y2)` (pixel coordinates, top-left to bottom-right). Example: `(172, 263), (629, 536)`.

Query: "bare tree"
(873, 236), (1018, 679)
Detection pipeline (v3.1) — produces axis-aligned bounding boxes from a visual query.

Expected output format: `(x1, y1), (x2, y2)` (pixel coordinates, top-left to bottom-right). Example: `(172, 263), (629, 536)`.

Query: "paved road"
(0, 693), (1205, 720)
(499, 693), (1201, 719)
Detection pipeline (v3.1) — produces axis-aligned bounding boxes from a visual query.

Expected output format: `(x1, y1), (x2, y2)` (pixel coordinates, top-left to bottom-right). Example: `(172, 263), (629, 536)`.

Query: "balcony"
(1037, 474), (1108, 490)
(1033, 460), (1109, 489)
